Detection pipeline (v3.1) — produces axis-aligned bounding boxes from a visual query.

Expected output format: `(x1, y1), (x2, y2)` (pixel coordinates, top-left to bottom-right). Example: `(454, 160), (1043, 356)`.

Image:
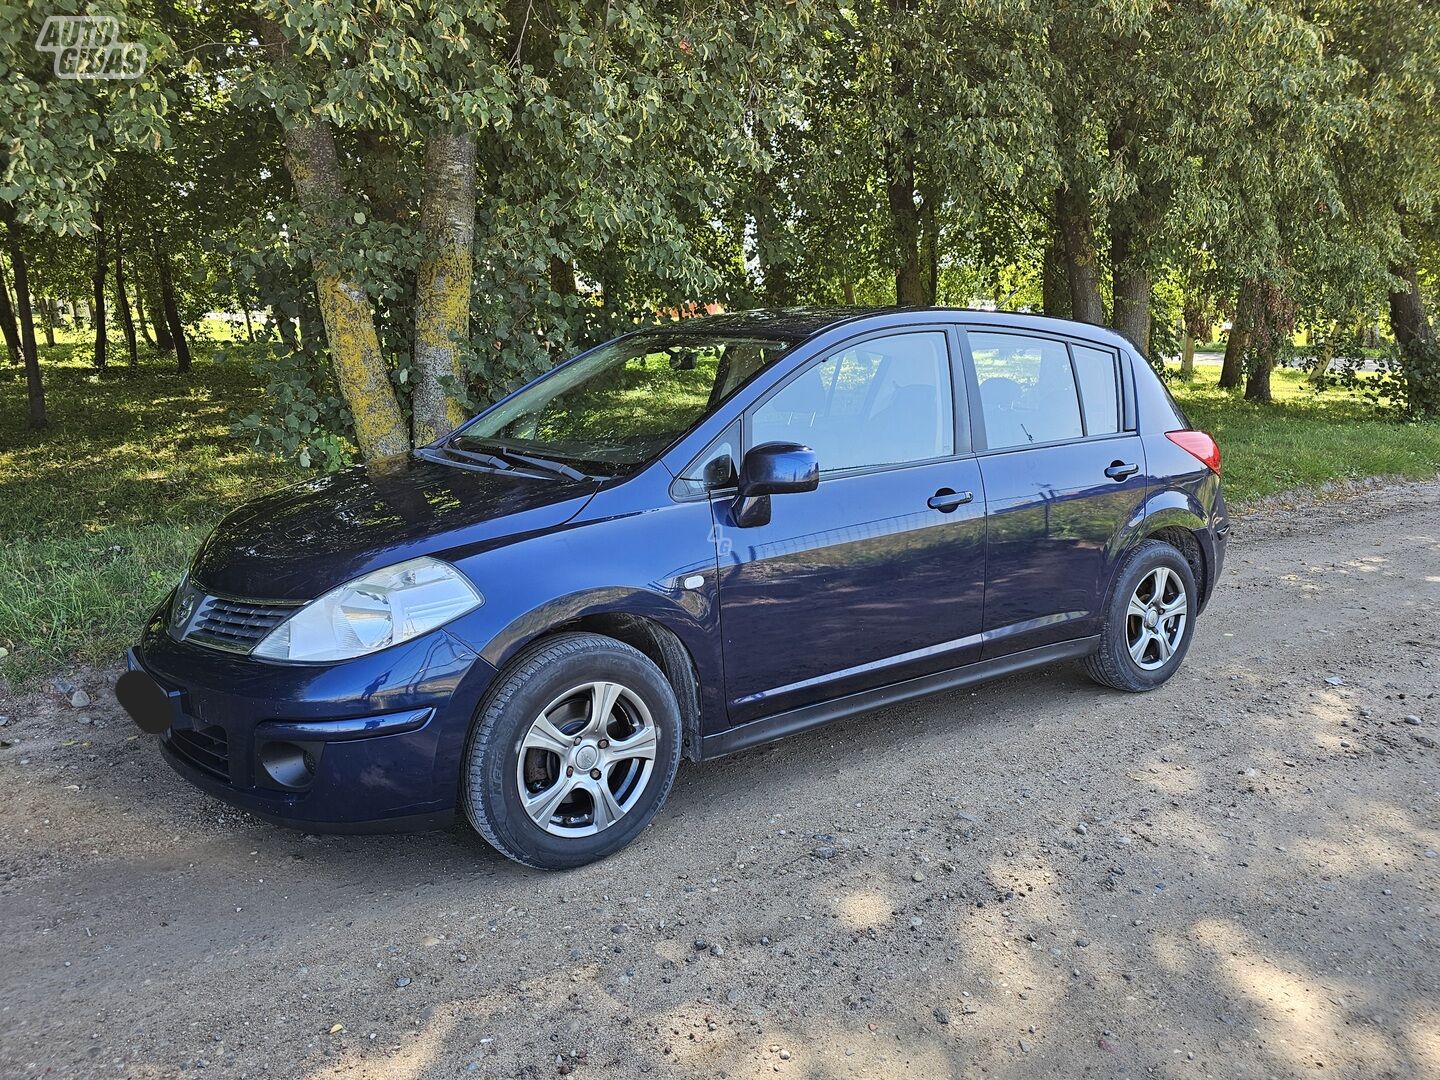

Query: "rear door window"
(1071, 343), (1121, 435)
(969, 332), (1083, 449)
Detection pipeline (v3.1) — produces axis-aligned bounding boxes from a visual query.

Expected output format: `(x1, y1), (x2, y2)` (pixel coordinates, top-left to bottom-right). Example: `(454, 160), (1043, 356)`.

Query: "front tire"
(1084, 540), (1197, 692)
(461, 632), (683, 869)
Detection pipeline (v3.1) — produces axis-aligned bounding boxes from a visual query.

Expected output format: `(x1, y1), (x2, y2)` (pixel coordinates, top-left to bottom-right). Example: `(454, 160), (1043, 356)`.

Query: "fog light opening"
(259, 740), (322, 792)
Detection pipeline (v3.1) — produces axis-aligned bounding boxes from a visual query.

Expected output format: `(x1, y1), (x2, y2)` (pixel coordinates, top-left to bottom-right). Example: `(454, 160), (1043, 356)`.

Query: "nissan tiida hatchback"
(117, 309), (1227, 868)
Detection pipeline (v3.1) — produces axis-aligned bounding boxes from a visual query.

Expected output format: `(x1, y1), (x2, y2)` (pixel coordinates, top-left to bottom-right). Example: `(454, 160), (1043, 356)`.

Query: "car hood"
(190, 453), (600, 601)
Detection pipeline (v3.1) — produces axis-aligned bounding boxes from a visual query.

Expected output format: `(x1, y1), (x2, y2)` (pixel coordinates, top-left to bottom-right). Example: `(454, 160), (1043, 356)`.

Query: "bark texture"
(152, 232), (191, 373)
(0, 256), (20, 364)
(2, 210), (46, 428)
(259, 17), (410, 460)
(1042, 233), (1070, 318)
(1218, 285), (1251, 389)
(884, 5), (932, 308)
(114, 224), (138, 366)
(1056, 186), (1105, 325)
(1388, 261), (1435, 353)
(886, 151), (929, 305)
(411, 128), (477, 445)
(1109, 218), (1150, 351)
(92, 207), (109, 370)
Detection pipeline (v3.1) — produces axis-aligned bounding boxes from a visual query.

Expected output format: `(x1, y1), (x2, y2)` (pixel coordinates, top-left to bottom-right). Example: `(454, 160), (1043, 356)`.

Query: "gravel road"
(2, 478), (1438, 1079)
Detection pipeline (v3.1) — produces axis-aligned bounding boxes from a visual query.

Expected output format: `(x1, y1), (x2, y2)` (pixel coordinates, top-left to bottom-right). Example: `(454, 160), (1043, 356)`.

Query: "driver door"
(713, 328), (988, 727)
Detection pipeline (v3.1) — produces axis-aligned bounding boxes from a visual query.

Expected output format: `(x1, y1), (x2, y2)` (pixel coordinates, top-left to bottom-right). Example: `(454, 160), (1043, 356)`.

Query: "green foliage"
(0, 2), (175, 233)
(1170, 367), (1440, 500)
(233, 345), (356, 470)
(0, 344), (302, 679)
(1332, 342), (1440, 420)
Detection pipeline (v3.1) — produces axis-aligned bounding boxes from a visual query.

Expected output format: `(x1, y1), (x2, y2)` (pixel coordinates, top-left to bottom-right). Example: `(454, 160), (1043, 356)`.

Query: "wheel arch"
(1112, 490), (1213, 611)
(476, 591), (714, 762)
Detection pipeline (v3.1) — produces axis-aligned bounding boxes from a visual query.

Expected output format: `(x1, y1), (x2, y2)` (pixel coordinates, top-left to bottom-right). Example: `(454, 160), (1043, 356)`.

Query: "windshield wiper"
(489, 447), (591, 482)
(436, 442), (515, 471)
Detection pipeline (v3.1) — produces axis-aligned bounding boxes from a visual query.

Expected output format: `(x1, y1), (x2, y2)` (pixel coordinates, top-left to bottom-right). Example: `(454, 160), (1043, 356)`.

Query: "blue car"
(116, 308), (1226, 868)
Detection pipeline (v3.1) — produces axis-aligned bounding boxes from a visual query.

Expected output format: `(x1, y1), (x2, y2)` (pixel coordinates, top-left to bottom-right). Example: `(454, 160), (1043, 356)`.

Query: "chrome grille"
(186, 595), (294, 653)
(164, 724), (230, 782)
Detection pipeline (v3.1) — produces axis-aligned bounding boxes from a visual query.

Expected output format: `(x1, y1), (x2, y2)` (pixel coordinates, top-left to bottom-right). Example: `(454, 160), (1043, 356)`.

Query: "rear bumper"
(1204, 489), (1230, 609)
(127, 608), (499, 831)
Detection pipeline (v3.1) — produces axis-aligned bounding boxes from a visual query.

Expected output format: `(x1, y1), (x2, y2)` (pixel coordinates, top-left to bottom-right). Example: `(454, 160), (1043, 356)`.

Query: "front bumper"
(128, 609), (499, 832)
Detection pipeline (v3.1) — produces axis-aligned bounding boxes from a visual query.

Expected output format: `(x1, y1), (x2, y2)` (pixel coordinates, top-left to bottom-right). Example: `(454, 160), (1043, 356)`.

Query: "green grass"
(1168, 366), (1440, 501)
(1, 346), (1437, 686)
(0, 345), (301, 683)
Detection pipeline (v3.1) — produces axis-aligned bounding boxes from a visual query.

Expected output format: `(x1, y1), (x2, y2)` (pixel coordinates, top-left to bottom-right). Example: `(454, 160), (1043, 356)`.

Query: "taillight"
(1166, 430), (1221, 474)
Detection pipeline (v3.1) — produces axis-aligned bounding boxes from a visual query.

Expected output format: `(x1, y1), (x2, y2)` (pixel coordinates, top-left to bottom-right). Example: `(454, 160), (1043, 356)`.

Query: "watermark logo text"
(35, 16), (147, 80)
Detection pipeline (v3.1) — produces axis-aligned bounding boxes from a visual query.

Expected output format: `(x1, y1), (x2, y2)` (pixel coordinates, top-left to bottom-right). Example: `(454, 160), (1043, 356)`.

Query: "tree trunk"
(2, 211), (46, 428)
(147, 284), (172, 351)
(1109, 216), (1150, 351)
(886, 151), (928, 305)
(134, 283), (155, 347)
(919, 183), (939, 304)
(883, 6), (929, 308)
(1180, 299), (1207, 379)
(0, 255), (21, 364)
(841, 277), (856, 306)
(151, 232), (191, 373)
(1042, 233), (1070, 318)
(92, 206), (109, 370)
(1308, 339), (1334, 385)
(39, 294), (56, 347)
(549, 254), (577, 300)
(1110, 266), (1150, 352)
(411, 127), (477, 445)
(1241, 280), (1290, 404)
(258, 18), (410, 460)
(114, 224), (139, 367)
(1243, 357), (1272, 402)
(1388, 261), (1434, 353)
(1218, 285), (1251, 389)
(240, 297), (255, 343)
(1055, 186), (1105, 325)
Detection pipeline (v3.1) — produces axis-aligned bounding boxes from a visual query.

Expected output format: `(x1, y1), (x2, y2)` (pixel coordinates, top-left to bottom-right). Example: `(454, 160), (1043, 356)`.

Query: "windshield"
(453, 330), (792, 473)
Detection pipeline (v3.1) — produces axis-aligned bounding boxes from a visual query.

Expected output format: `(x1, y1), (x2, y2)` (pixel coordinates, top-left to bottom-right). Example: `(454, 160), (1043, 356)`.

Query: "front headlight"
(252, 556), (482, 663)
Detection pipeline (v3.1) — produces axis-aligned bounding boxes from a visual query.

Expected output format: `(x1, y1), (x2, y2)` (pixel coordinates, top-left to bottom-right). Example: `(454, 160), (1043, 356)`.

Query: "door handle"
(927, 488), (975, 512)
(1104, 461), (1139, 481)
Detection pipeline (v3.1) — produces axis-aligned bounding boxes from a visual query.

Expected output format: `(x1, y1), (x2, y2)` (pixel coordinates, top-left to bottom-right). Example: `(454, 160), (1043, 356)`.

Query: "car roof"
(653, 307), (1137, 351)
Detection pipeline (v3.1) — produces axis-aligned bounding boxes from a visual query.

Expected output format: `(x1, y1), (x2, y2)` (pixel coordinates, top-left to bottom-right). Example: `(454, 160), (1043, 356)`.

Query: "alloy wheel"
(515, 680), (658, 837)
(1125, 566), (1188, 671)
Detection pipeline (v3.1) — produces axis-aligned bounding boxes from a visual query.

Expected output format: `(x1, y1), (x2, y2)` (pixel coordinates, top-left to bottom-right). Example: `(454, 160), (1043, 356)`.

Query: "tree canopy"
(2, 0), (1438, 453)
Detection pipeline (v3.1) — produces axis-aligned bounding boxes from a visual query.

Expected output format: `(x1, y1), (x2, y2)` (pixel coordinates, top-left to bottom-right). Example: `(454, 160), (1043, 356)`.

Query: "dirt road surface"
(2, 479), (1438, 1079)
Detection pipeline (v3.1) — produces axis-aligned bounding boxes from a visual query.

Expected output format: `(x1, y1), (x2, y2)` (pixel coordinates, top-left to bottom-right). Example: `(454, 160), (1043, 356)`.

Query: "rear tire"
(462, 632), (683, 869)
(1084, 540), (1197, 692)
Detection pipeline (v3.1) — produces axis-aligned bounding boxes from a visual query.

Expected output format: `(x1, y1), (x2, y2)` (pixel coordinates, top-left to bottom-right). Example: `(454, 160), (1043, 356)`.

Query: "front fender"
(438, 490), (724, 732)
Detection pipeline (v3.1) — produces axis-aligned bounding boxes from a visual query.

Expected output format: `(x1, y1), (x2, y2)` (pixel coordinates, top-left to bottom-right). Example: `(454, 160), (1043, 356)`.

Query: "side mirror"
(732, 442), (818, 527)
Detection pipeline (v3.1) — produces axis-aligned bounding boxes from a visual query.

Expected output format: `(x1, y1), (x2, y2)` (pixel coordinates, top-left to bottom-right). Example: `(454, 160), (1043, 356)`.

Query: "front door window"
(749, 331), (955, 471)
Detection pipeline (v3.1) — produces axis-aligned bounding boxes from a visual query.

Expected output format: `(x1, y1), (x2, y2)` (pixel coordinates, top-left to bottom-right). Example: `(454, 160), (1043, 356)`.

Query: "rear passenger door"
(960, 329), (1146, 658)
